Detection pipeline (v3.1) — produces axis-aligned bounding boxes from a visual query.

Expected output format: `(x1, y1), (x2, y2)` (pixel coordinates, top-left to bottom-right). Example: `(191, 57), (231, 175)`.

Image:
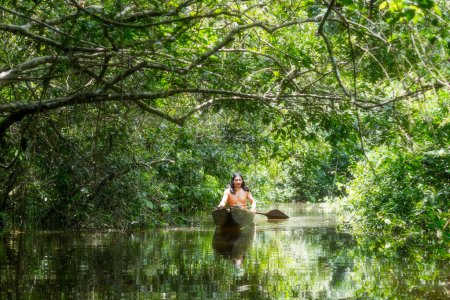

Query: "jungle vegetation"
(0, 0), (448, 254)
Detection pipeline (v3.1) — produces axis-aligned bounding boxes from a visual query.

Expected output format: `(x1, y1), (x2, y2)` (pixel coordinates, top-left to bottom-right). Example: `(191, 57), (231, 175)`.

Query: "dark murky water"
(1, 204), (448, 299)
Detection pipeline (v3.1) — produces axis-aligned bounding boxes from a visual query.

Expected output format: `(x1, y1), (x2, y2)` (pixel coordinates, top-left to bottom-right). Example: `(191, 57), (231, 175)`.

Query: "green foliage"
(0, 0), (449, 241)
(277, 138), (348, 202)
(0, 102), (291, 229)
(341, 93), (450, 252)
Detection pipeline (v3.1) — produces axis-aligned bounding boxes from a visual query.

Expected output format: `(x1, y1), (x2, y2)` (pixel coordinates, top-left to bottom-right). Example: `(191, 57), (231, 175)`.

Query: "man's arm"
(248, 192), (256, 212)
(217, 189), (229, 208)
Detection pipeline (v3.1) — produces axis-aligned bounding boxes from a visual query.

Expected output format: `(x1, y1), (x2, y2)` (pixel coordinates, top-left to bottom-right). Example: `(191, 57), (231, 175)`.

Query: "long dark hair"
(229, 173), (250, 194)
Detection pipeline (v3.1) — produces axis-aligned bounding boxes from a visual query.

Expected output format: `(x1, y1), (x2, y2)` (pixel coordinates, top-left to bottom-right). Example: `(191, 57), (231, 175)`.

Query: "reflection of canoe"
(212, 225), (255, 261)
(211, 207), (255, 228)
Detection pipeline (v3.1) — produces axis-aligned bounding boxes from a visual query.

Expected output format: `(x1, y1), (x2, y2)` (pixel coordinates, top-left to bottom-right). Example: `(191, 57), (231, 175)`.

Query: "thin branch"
(354, 44), (390, 79)
(68, 0), (237, 28)
(186, 17), (321, 71)
(219, 48), (284, 69)
(0, 89), (274, 114)
(133, 100), (184, 126)
(0, 23), (108, 53)
(0, 5), (100, 49)
(340, 7), (377, 175)
(410, 29), (450, 88)
(355, 83), (444, 109)
(0, 56), (70, 88)
(330, 17), (388, 43)
(138, 159), (176, 168)
(317, 0), (351, 97)
(281, 93), (345, 100)
(178, 98), (216, 124)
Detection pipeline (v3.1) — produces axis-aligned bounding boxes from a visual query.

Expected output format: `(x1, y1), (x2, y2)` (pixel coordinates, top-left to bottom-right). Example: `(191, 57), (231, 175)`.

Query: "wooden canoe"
(211, 207), (255, 228)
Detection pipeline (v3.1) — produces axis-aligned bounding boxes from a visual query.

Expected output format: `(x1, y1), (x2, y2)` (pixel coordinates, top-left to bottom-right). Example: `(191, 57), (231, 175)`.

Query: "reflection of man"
(212, 225), (256, 269)
(217, 173), (256, 212)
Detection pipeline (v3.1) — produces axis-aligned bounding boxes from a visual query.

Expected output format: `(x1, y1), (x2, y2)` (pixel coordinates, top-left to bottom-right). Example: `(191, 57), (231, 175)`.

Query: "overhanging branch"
(0, 55), (71, 88)
(354, 83), (444, 109)
(317, 0), (351, 97)
(0, 23), (108, 53)
(0, 89), (273, 114)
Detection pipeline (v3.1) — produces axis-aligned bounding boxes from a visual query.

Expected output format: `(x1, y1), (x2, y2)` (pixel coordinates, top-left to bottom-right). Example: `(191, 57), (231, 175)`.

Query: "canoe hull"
(211, 207), (231, 227)
(211, 207), (255, 228)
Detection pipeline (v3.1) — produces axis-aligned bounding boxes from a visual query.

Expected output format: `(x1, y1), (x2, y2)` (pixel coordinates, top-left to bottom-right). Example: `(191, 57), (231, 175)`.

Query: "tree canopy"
(1, 0), (447, 129)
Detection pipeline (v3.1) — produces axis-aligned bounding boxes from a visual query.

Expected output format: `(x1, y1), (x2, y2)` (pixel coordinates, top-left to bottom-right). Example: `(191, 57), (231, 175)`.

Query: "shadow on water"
(0, 203), (449, 299)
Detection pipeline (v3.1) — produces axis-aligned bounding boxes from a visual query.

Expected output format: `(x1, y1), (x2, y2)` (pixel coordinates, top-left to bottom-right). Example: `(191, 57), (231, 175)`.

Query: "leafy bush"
(341, 98), (450, 254)
(344, 147), (448, 231)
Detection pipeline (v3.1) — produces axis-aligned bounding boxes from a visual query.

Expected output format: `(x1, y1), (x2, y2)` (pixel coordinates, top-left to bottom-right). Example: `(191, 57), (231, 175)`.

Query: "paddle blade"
(265, 209), (289, 219)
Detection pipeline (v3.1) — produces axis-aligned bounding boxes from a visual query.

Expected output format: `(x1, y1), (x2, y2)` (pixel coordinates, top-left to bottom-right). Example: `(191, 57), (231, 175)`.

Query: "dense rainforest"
(0, 0), (448, 256)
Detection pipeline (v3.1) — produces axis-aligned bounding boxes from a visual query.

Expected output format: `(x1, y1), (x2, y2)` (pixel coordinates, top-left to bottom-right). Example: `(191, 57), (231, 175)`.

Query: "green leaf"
(379, 1), (389, 10)
(145, 201), (154, 210)
(337, 0), (354, 6)
(416, 0), (434, 9)
(404, 8), (416, 21)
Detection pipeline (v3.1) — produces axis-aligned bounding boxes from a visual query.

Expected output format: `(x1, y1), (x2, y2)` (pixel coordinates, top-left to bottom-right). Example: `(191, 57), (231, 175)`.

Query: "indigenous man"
(217, 173), (256, 212)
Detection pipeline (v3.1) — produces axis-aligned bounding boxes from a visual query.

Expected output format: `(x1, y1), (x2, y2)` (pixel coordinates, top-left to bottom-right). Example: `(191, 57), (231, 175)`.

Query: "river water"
(0, 203), (448, 299)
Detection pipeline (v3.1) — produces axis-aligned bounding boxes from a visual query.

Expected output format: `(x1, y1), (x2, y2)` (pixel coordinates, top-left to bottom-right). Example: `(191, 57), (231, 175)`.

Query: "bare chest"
(227, 190), (248, 204)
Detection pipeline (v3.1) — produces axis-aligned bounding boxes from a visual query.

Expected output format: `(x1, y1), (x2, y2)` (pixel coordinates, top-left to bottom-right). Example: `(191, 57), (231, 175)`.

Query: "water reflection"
(0, 204), (448, 299)
(212, 226), (255, 267)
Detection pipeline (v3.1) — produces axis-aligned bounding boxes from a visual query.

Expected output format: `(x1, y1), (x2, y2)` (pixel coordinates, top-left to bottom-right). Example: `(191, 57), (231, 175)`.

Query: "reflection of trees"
(349, 251), (450, 299)
(246, 227), (356, 299)
(0, 231), (143, 298)
(0, 227), (448, 299)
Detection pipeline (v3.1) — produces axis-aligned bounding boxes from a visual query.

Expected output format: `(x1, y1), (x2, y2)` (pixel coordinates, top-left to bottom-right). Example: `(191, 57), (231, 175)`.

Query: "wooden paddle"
(256, 209), (289, 219)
